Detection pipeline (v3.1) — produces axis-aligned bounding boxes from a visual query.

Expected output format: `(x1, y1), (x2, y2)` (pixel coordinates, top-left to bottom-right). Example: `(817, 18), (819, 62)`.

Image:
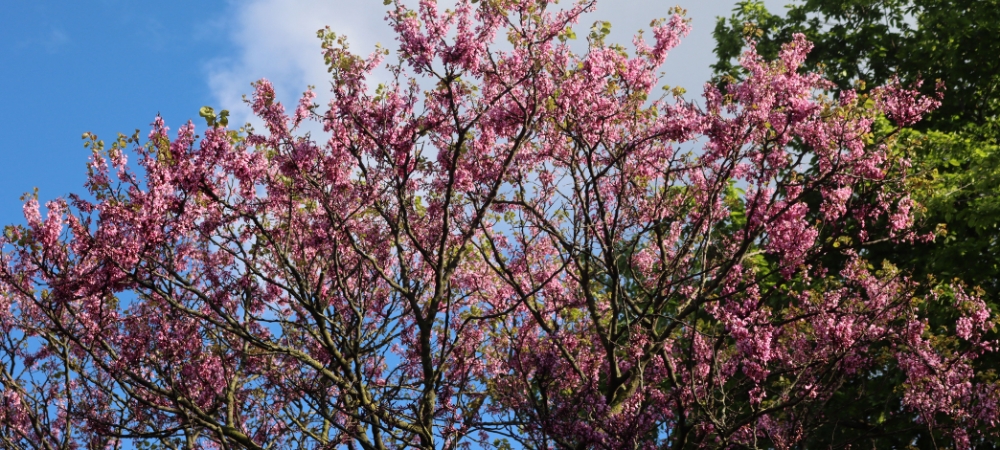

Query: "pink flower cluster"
(0, 1), (992, 449)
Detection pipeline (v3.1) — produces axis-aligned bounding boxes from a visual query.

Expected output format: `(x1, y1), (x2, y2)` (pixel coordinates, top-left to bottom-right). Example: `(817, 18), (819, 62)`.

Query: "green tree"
(714, 0), (1000, 130)
(713, 1), (1000, 447)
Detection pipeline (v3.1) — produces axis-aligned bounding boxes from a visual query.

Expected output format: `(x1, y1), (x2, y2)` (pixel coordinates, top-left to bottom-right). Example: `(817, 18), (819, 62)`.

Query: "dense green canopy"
(714, 1), (1000, 447)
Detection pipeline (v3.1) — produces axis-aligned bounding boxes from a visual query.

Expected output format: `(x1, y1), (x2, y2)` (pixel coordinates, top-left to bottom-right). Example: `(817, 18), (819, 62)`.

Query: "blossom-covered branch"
(0, 0), (995, 449)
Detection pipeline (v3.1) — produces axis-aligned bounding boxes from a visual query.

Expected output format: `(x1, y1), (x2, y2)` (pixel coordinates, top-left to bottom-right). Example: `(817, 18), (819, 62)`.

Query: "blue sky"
(0, 0), (789, 229)
(0, 1), (230, 226)
(1, 1), (789, 447)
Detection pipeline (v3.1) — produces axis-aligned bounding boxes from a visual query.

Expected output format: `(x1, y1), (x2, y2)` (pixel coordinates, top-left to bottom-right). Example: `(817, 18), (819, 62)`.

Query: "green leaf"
(199, 106), (217, 127)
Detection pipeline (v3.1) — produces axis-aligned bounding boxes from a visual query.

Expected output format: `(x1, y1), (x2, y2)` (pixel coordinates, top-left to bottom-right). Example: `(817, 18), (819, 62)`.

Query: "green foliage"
(714, 0), (1000, 131)
(199, 105), (230, 128)
(714, 0), (1000, 304)
(894, 120), (1000, 293)
(714, 0), (1000, 446)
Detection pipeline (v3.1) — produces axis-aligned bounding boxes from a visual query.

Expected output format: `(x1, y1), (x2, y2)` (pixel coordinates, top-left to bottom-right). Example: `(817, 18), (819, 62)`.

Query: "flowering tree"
(0, 0), (996, 449)
(713, 2), (1000, 447)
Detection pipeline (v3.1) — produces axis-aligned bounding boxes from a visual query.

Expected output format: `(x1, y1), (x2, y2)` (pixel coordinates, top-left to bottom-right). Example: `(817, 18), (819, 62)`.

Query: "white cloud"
(207, 0), (397, 127)
(575, 0), (793, 102)
(207, 0), (792, 126)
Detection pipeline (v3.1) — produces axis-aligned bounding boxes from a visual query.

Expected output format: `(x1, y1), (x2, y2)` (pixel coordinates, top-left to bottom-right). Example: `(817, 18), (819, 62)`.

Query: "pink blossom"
(0, 1), (992, 449)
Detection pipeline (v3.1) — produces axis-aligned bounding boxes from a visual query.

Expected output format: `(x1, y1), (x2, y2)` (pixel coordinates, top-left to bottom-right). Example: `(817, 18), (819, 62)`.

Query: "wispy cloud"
(13, 26), (70, 54)
(207, 0), (397, 127)
(207, 0), (791, 127)
(44, 28), (69, 53)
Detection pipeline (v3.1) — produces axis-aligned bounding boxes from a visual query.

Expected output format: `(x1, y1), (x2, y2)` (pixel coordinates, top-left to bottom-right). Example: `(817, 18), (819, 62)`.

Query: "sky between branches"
(0, 0), (788, 229)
